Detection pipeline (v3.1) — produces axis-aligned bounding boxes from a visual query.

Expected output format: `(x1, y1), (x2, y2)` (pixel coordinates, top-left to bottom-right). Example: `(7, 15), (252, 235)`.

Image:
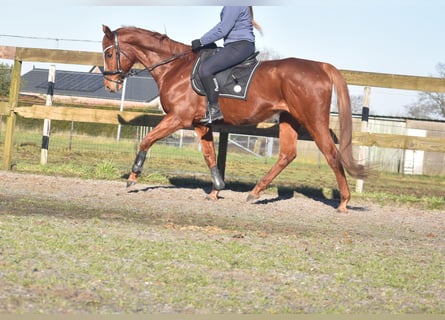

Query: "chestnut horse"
(101, 25), (366, 212)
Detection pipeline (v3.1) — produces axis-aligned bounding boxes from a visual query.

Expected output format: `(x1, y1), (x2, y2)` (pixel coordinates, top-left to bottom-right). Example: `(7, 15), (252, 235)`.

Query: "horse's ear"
(102, 25), (114, 40)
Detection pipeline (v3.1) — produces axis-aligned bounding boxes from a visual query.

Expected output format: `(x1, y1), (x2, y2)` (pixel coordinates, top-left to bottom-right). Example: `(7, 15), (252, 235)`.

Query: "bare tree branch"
(404, 63), (445, 120)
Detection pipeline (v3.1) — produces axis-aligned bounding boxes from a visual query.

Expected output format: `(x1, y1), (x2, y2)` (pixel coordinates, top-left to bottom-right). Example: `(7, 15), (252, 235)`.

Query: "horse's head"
(102, 25), (135, 92)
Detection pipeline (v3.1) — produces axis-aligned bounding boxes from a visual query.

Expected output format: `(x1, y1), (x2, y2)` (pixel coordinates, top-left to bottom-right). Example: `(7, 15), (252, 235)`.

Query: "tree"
(0, 63), (12, 97)
(331, 93), (363, 114)
(257, 48), (281, 61)
(404, 63), (445, 120)
(350, 94), (365, 114)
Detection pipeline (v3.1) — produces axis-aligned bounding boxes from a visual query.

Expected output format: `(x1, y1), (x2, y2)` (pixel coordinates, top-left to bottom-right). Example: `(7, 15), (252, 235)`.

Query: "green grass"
(0, 197), (443, 313)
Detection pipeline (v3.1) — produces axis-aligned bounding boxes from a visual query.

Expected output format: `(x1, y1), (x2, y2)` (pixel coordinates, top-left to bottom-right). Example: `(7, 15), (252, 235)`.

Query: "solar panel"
(23, 68), (159, 102)
(36, 71), (104, 92)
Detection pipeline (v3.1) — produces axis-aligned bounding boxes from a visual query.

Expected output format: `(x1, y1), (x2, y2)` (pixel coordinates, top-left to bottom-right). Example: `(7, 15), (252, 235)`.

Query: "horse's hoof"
(205, 194), (218, 201)
(246, 193), (260, 203)
(206, 190), (219, 201)
(336, 206), (348, 213)
(336, 201), (349, 212)
(126, 180), (137, 188)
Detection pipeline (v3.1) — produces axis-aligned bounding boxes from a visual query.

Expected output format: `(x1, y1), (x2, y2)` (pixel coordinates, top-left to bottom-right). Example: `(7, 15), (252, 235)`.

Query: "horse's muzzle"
(103, 75), (124, 92)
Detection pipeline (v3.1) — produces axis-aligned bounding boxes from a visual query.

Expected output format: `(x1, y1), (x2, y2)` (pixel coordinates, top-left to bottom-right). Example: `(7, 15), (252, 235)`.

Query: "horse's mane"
(116, 26), (187, 52)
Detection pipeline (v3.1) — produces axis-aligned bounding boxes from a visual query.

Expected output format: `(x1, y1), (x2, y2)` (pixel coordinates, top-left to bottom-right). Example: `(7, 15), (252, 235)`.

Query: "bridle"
(102, 30), (192, 85)
(102, 31), (134, 85)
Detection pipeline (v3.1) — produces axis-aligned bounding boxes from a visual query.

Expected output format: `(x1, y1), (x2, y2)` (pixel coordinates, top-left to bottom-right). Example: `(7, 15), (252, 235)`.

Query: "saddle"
(191, 46), (261, 100)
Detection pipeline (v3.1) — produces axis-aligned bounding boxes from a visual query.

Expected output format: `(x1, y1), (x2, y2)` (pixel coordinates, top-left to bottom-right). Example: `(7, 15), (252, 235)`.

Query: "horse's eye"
(106, 52), (113, 58)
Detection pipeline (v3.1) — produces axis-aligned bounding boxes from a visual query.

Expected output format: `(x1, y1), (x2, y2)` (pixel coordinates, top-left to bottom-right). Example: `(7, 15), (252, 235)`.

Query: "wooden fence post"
(355, 86), (371, 193)
(40, 65), (56, 165)
(2, 58), (22, 171)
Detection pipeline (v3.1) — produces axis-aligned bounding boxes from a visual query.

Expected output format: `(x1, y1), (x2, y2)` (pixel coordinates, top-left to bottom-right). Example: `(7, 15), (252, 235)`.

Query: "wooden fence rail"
(1, 46), (445, 173)
(11, 105), (445, 154)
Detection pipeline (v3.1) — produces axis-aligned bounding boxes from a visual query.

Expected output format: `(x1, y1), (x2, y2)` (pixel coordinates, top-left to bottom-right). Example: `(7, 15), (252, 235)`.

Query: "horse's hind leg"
(311, 129), (351, 212)
(248, 116), (298, 201)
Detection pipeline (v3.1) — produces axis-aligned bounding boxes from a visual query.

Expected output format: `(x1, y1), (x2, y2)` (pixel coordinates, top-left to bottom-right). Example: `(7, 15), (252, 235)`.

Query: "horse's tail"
(323, 63), (368, 179)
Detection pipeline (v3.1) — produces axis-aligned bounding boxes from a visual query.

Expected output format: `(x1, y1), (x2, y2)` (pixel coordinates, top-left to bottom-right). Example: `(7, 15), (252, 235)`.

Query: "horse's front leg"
(194, 126), (225, 200)
(127, 115), (183, 187)
(127, 150), (147, 187)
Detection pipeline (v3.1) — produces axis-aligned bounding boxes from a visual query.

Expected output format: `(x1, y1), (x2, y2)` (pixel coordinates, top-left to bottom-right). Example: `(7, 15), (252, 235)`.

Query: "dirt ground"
(1, 171), (444, 236)
(1, 171), (445, 313)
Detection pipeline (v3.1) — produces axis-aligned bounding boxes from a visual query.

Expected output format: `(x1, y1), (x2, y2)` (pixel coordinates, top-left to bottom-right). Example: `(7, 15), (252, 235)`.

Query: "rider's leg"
(199, 75), (223, 124)
(198, 41), (255, 124)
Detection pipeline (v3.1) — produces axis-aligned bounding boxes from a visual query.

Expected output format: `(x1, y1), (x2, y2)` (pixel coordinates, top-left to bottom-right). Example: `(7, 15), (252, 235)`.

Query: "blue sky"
(0, 1), (444, 116)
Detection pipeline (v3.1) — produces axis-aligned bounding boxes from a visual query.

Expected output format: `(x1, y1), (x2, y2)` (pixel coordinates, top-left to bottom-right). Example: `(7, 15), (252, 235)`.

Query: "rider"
(191, 6), (262, 124)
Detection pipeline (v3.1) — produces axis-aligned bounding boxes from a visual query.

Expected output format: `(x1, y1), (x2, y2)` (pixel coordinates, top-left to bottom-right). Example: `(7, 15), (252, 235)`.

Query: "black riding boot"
(200, 102), (223, 124)
(200, 77), (224, 124)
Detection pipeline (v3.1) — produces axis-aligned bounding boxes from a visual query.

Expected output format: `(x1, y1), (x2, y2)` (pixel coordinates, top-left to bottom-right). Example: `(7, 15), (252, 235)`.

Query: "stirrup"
(199, 111), (211, 124)
(200, 103), (223, 125)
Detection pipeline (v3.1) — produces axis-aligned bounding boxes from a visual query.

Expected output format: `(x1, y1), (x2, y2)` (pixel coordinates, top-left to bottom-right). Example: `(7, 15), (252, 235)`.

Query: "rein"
(146, 50), (192, 72)
(103, 31), (192, 82)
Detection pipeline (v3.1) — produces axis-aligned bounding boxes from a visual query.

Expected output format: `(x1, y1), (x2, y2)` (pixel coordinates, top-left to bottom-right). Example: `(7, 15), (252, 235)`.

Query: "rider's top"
(200, 6), (255, 46)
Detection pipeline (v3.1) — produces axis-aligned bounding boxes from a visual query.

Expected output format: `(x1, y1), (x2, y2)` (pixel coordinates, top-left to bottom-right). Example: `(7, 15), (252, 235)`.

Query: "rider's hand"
(191, 39), (202, 52)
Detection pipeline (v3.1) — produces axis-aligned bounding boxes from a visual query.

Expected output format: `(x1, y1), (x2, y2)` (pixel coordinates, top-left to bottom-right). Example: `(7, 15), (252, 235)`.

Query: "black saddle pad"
(190, 48), (261, 100)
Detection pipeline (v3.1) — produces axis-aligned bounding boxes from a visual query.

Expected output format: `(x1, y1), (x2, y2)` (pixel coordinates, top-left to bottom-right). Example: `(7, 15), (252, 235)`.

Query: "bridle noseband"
(102, 30), (192, 85)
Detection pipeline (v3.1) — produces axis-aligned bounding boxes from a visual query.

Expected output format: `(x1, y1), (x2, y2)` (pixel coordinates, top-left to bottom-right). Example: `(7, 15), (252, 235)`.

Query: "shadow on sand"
(124, 174), (367, 212)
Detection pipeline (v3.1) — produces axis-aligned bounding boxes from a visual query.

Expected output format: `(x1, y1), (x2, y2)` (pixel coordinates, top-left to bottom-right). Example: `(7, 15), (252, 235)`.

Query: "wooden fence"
(1, 46), (445, 177)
